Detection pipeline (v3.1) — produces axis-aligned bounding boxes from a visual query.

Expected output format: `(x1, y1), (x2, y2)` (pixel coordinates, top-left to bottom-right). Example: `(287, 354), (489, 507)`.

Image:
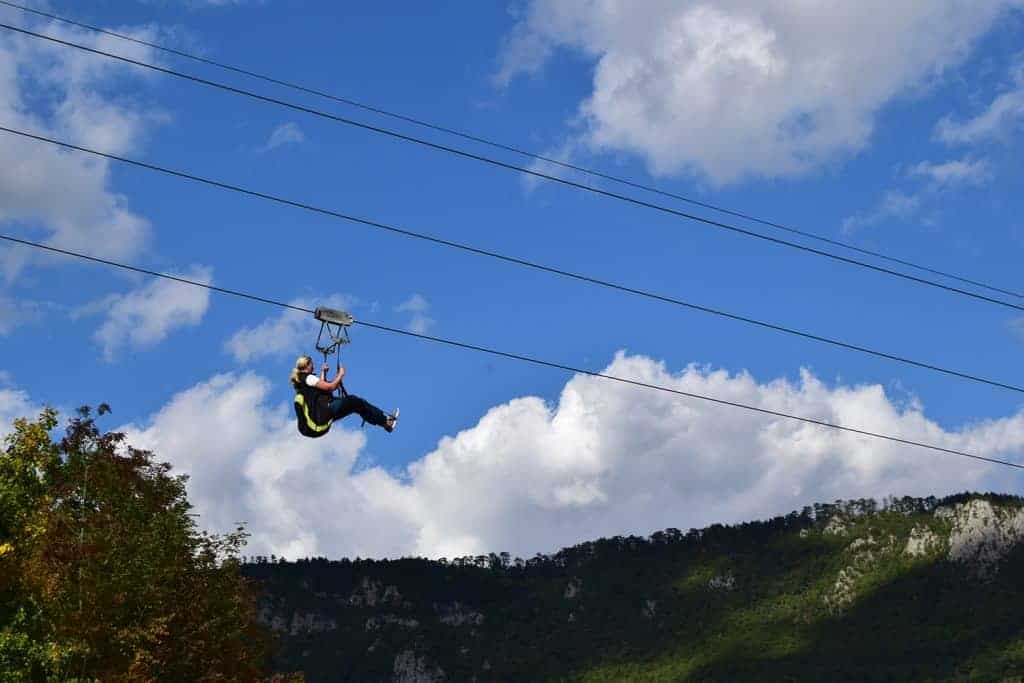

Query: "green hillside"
(247, 493), (1024, 682)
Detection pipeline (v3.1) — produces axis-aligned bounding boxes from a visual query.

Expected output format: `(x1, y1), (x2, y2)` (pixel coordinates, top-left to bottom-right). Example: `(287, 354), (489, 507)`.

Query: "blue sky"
(1, 1), (1023, 559)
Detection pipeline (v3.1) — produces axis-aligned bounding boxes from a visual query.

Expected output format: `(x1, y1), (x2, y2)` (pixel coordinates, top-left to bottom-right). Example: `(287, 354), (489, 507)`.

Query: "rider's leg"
(329, 394), (389, 428)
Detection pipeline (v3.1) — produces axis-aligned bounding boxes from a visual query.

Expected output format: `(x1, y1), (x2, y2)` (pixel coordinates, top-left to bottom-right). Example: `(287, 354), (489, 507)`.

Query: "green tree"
(0, 407), (68, 679)
(0, 407), (293, 682)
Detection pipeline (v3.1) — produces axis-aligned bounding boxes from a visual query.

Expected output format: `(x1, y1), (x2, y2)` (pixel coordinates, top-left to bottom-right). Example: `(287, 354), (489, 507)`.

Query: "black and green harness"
(294, 374), (334, 438)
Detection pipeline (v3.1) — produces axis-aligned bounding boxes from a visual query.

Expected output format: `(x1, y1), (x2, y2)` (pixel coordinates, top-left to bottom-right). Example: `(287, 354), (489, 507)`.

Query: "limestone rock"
(824, 531), (894, 613)
(823, 516), (849, 536)
(438, 601), (484, 626)
(904, 525), (941, 558)
(708, 572), (736, 591)
(943, 500), (1024, 579)
(365, 615), (420, 632)
(257, 606), (336, 635)
(824, 566), (859, 613)
(348, 576), (381, 607)
(288, 611), (337, 636)
(383, 584), (403, 605)
(393, 650), (446, 683)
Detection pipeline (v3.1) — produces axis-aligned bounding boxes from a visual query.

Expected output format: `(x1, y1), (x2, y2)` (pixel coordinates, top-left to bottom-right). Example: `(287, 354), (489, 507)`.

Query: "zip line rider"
(291, 355), (397, 438)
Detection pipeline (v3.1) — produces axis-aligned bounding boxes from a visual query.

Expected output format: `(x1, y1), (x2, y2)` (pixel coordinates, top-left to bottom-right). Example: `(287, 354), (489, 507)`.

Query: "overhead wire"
(1, 232), (1021, 470)
(3, 124), (1023, 397)
(1, 0), (1021, 302)
(2, 22), (1023, 313)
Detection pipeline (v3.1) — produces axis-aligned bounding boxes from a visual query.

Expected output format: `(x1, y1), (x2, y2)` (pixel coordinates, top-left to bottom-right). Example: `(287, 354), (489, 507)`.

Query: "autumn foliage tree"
(0, 406), (292, 681)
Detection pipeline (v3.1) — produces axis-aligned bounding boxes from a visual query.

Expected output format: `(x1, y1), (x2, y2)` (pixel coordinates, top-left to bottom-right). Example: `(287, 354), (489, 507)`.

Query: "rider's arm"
(312, 366), (344, 392)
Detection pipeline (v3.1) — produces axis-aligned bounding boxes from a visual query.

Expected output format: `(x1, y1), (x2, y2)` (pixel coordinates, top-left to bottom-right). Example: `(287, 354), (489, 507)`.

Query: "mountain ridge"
(247, 492), (1024, 681)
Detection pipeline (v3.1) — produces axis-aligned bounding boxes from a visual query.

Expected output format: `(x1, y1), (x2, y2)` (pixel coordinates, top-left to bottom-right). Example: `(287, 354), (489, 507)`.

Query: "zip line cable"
(3, 22), (1023, 314)
(1, 232), (1020, 470)
(4, 124), (1023, 396)
(2, 0), (1021, 302)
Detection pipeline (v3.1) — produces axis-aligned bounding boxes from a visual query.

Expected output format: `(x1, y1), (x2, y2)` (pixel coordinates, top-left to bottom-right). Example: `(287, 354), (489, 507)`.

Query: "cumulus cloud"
(75, 268), (213, 361)
(496, 1), (1023, 184)
(937, 60), (1024, 144)
(395, 294), (435, 335)
(908, 158), (992, 186)
(225, 293), (355, 363)
(258, 122), (305, 153)
(0, 16), (167, 281)
(122, 353), (1024, 560)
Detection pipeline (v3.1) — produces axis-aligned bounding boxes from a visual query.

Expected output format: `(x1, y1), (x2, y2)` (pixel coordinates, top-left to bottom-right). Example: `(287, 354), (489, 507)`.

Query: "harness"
(294, 373), (333, 438)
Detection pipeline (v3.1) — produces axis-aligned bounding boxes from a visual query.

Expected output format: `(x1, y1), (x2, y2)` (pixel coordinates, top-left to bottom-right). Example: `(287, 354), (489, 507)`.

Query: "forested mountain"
(248, 493), (1024, 682)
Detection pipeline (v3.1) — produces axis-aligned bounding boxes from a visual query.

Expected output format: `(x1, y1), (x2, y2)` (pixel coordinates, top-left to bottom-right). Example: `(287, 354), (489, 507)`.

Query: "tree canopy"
(0, 406), (294, 682)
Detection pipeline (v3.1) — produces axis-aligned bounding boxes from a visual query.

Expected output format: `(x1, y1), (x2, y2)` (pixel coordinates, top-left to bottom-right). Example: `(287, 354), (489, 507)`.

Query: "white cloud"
(258, 122), (305, 153)
(496, 1), (1023, 184)
(0, 385), (37, 441)
(908, 158), (992, 186)
(842, 155), (990, 232)
(937, 60), (1024, 144)
(122, 353), (1024, 560)
(842, 190), (922, 233)
(520, 138), (588, 193)
(0, 17), (167, 281)
(396, 294), (435, 335)
(0, 295), (47, 335)
(225, 293), (355, 363)
(75, 267), (213, 361)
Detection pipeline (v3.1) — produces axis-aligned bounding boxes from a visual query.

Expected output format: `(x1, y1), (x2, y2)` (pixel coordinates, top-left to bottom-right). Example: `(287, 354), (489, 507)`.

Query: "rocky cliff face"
(941, 498), (1024, 578)
(392, 650), (446, 683)
(248, 493), (1024, 682)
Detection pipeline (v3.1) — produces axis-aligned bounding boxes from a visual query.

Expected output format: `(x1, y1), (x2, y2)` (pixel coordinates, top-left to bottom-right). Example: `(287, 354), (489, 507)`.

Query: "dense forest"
(250, 493), (1024, 681)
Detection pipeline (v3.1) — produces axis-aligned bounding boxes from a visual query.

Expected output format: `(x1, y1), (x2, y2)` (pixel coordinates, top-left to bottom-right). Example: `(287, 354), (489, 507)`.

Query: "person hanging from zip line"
(291, 355), (398, 438)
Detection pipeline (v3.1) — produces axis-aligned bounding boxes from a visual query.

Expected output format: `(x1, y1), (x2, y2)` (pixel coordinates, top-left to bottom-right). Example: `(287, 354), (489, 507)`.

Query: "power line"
(4, 123), (1023, 397)
(3, 22), (1022, 314)
(1, 232), (1020, 470)
(2, 0), (1021, 302)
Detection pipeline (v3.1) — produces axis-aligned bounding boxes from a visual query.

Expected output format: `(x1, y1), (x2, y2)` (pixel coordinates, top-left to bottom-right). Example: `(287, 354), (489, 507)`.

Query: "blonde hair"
(289, 355), (314, 389)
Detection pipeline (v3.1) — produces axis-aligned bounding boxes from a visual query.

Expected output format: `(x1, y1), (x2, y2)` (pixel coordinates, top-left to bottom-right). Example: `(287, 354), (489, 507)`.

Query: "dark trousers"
(328, 394), (388, 428)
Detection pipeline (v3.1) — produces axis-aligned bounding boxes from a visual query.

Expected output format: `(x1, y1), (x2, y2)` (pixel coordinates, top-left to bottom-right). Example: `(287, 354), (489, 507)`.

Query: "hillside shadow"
(554, 532), (840, 680)
(562, 541), (1024, 682)
(685, 552), (1024, 681)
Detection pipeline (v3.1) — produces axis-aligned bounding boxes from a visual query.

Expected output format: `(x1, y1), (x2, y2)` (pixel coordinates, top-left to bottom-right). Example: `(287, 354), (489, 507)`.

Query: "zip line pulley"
(314, 307), (354, 397)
